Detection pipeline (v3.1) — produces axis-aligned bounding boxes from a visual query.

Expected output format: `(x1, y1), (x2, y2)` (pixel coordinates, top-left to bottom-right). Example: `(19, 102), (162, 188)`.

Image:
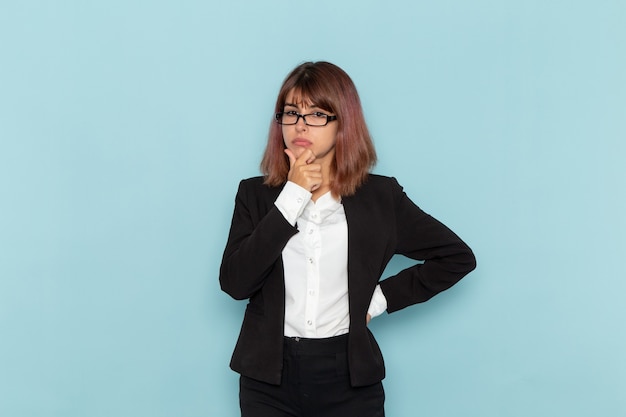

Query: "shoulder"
(239, 176), (265, 187)
(362, 174), (398, 186)
(355, 174), (403, 195)
(343, 174), (406, 208)
(237, 176), (284, 200)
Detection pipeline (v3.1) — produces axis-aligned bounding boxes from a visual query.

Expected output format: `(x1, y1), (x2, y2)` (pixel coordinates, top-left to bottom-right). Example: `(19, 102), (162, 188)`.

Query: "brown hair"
(260, 61), (377, 196)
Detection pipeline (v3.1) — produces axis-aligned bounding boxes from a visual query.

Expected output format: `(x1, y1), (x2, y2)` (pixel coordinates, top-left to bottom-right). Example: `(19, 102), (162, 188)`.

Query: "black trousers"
(239, 334), (385, 417)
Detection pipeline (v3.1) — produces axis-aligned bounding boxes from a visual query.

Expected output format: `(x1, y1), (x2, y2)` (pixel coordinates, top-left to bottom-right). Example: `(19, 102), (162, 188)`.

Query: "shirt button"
(296, 198), (303, 203)
(308, 290), (315, 296)
(308, 229), (314, 234)
(308, 258), (313, 264)
(307, 320), (313, 326)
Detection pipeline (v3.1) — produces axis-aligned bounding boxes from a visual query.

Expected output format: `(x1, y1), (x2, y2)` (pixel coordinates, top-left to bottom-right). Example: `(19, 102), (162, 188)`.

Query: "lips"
(292, 138), (312, 147)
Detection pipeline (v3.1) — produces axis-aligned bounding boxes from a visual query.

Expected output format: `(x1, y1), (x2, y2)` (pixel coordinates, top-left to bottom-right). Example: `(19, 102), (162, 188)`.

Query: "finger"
(284, 149), (297, 168)
(301, 163), (321, 172)
(304, 149), (316, 164)
(295, 148), (316, 165)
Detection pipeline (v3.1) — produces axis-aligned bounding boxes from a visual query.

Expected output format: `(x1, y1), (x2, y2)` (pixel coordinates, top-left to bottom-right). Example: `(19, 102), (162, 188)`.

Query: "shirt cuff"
(367, 285), (388, 319)
(274, 181), (312, 226)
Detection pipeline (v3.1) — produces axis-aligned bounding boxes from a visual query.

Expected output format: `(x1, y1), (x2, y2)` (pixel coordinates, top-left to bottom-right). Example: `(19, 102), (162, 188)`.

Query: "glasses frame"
(275, 111), (338, 127)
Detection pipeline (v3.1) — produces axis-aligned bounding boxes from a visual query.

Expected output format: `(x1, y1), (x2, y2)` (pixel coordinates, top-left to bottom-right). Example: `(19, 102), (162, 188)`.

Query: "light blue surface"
(1, 1), (624, 416)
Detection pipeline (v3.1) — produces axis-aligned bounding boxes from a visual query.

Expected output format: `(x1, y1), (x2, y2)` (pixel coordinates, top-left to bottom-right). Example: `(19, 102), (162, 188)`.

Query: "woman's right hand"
(284, 148), (322, 192)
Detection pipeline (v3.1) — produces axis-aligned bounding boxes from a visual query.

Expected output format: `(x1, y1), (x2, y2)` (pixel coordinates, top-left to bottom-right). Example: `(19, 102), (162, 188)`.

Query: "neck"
(312, 165), (335, 202)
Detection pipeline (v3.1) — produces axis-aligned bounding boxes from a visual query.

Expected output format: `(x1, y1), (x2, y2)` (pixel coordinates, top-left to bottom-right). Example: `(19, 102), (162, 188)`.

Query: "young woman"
(219, 61), (476, 417)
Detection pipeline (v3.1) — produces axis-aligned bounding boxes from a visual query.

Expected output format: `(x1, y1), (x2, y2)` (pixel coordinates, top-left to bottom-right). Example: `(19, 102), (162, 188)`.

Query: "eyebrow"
(283, 102), (324, 110)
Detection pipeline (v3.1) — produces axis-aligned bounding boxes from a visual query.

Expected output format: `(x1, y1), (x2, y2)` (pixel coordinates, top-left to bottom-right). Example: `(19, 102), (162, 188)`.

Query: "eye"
(312, 112), (328, 117)
(284, 110), (298, 116)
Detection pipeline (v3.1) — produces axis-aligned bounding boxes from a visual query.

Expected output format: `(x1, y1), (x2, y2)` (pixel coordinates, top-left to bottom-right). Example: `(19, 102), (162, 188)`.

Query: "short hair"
(261, 61), (377, 197)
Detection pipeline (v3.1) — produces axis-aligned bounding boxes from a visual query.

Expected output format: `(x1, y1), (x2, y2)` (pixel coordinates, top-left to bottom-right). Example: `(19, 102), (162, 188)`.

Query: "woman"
(219, 61), (476, 417)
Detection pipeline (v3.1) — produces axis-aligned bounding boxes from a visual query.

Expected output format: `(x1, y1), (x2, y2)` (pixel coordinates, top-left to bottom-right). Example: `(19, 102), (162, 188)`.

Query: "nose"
(295, 114), (308, 130)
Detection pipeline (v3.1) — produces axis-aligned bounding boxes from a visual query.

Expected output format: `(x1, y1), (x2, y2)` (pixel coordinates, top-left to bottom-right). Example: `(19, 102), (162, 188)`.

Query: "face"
(282, 90), (338, 166)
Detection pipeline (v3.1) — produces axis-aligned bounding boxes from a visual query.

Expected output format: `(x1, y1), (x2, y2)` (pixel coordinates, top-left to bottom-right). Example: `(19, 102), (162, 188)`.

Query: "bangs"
(281, 83), (335, 113)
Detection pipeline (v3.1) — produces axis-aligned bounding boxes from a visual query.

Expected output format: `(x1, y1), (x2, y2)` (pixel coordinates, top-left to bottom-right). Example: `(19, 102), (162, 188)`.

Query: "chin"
(291, 147), (307, 157)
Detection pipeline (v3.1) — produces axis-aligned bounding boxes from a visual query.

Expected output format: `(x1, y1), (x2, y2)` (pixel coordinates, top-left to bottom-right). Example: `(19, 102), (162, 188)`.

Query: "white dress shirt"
(275, 181), (387, 338)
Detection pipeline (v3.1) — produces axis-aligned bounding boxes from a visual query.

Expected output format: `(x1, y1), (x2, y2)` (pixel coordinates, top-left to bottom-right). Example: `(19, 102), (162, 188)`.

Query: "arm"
(219, 180), (299, 300)
(379, 178), (476, 313)
(220, 150), (322, 300)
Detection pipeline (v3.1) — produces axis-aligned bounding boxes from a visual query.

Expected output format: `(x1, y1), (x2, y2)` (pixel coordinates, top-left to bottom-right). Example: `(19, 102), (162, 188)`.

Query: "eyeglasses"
(275, 111), (337, 127)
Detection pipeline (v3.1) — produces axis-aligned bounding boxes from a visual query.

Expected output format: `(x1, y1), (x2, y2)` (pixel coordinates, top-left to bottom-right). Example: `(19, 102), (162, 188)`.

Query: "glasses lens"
(305, 113), (328, 126)
(278, 112), (298, 125)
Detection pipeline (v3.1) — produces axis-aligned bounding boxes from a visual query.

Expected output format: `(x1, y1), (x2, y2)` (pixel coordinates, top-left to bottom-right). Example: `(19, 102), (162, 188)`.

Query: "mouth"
(292, 138), (312, 147)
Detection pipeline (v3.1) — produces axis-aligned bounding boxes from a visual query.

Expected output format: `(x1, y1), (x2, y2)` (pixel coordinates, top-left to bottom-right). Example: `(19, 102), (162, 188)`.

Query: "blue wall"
(1, 1), (624, 416)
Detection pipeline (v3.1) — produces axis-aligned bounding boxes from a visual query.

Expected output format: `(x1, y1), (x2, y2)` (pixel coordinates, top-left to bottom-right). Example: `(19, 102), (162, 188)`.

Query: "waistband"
(283, 334), (349, 355)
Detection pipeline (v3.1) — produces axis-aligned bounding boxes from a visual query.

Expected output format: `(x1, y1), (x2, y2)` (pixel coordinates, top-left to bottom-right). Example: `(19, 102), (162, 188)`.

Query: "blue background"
(1, 1), (625, 416)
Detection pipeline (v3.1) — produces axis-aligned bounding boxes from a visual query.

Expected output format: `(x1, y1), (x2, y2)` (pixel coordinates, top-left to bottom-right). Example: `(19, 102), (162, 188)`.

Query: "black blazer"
(219, 174), (476, 387)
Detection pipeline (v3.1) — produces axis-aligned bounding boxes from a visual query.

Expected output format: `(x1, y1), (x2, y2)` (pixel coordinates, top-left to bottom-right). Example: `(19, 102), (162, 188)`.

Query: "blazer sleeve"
(219, 179), (298, 300)
(379, 178), (476, 313)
